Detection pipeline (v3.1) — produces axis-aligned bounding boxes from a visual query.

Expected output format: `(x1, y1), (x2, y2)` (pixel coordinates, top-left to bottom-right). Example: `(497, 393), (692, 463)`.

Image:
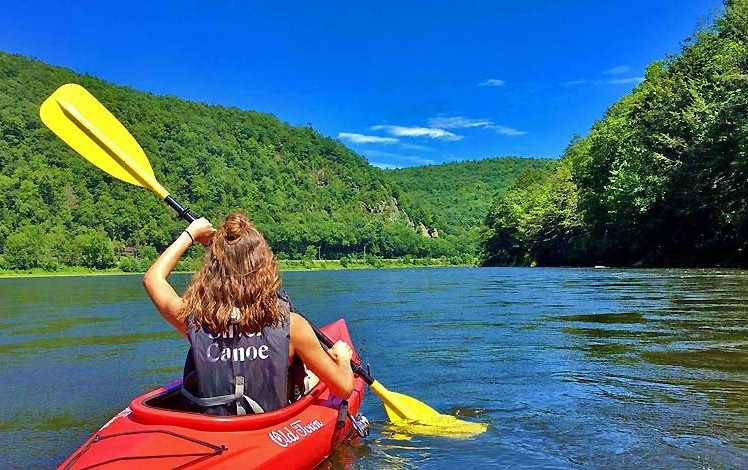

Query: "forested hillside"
(389, 158), (556, 252)
(482, 0), (748, 268)
(0, 52), (429, 271)
(0, 52), (547, 272)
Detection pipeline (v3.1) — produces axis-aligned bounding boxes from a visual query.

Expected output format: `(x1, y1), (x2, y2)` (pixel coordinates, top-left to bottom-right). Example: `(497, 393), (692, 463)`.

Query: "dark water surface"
(2, 267), (748, 469)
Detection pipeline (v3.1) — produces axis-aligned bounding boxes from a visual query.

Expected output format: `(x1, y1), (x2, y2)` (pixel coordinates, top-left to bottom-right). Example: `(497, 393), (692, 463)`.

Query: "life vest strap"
(180, 374), (265, 415)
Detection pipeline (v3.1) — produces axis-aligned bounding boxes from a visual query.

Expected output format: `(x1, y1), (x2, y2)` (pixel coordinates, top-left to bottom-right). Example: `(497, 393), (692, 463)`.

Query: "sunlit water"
(2, 267), (748, 469)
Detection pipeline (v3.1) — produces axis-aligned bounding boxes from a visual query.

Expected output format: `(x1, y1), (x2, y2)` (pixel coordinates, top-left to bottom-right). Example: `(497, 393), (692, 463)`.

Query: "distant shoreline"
(0, 258), (473, 279)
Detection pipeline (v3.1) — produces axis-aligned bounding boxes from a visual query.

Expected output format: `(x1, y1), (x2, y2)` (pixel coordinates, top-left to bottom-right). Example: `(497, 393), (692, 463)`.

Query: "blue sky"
(1, 0), (724, 168)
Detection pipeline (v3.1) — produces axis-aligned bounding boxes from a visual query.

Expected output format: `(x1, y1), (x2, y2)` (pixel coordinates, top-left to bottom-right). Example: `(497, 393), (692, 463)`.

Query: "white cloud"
(562, 76), (644, 87)
(372, 162), (401, 169)
(607, 77), (644, 85)
(603, 65), (631, 75)
(362, 150), (402, 159)
(338, 132), (398, 144)
(427, 115), (527, 136)
(563, 79), (588, 87)
(403, 155), (438, 165)
(400, 143), (433, 151)
(363, 149), (436, 169)
(492, 125), (527, 136)
(371, 125), (462, 141)
(478, 78), (506, 87)
(427, 116), (493, 129)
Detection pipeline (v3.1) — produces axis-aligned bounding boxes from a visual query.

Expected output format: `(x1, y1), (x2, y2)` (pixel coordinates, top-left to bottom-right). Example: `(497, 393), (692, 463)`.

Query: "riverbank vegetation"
(0, 254), (479, 278)
(482, 0), (748, 268)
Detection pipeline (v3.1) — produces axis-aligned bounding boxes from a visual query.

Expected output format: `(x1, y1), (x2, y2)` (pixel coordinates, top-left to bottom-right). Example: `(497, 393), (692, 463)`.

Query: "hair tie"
(183, 230), (195, 245)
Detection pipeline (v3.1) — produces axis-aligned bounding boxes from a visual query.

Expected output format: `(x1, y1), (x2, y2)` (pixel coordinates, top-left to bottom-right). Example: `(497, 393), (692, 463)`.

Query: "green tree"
(3, 225), (53, 270)
(73, 230), (115, 269)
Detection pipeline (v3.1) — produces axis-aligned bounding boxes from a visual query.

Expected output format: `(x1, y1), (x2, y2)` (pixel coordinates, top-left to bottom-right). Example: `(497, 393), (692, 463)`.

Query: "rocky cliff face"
(419, 223), (439, 238)
(362, 197), (439, 238)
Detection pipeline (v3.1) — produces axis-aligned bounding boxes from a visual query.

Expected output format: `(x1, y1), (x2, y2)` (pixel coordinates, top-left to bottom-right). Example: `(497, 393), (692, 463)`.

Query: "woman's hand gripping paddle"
(40, 83), (488, 438)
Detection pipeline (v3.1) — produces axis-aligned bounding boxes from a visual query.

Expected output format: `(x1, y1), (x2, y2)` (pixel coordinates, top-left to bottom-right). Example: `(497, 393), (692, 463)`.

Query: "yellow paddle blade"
(40, 83), (169, 199)
(369, 381), (488, 438)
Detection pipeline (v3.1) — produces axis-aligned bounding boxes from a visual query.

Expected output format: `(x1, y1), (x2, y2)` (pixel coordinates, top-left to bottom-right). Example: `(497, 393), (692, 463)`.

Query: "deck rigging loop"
(62, 429), (228, 470)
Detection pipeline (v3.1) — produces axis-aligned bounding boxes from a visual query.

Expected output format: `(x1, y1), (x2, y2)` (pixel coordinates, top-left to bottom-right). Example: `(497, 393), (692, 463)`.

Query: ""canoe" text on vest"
(206, 342), (270, 363)
(206, 326), (270, 363)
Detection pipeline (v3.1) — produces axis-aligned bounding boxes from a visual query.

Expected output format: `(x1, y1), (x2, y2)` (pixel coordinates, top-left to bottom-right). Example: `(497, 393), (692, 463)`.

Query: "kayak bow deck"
(58, 319), (368, 470)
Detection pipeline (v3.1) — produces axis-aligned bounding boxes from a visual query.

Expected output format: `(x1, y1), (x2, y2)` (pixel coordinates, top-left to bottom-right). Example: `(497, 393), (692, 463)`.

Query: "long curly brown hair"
(179, 212), (283, 334)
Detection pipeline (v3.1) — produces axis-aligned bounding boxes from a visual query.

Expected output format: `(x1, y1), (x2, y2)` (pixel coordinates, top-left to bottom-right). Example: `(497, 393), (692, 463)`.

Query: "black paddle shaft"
(309, 321), (375, 386)
(165, 195), (197, 222)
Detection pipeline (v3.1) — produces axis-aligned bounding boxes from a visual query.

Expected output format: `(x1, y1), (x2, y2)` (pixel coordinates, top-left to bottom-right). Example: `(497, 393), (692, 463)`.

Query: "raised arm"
(290, 312), (354, 399)
(143, 217), (215, 336)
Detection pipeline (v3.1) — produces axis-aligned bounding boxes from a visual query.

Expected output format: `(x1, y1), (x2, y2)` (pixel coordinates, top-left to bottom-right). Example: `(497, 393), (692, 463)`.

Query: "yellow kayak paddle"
(310, 322), (488, 438)
(40, 83), (488, 438)
(40, 83), (195, 221)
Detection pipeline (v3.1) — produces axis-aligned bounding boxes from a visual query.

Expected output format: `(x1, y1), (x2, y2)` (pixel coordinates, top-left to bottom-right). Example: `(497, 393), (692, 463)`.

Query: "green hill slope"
(0, 52), (555, 271)
(0, 52), (428, 268)
(389, 158), (557, 253)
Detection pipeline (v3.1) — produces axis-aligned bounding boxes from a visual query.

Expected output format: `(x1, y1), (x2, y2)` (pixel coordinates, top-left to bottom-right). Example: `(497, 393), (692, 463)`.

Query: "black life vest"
(181, 291), (305, 415)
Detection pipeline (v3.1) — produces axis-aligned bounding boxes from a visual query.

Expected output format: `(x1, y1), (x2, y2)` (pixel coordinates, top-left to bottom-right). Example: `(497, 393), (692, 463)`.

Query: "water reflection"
(554, 269), (748, 466)
(3, 269), (748, 469)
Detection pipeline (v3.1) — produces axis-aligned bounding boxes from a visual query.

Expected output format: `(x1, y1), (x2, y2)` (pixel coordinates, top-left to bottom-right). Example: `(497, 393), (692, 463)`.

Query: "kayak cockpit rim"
(131, 378), (331, 432)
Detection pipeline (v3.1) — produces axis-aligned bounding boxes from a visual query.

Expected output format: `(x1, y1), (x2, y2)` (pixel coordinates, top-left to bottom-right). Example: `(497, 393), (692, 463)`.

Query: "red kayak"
(57, 319), (368, 470)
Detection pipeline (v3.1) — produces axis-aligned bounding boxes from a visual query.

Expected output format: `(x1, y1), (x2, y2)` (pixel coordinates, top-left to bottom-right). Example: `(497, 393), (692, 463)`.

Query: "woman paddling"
(143, 212), (354, 415)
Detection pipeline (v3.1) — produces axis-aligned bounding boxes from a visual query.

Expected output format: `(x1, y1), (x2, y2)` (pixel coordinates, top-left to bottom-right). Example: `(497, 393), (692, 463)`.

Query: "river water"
(1, 267), (748, 469)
